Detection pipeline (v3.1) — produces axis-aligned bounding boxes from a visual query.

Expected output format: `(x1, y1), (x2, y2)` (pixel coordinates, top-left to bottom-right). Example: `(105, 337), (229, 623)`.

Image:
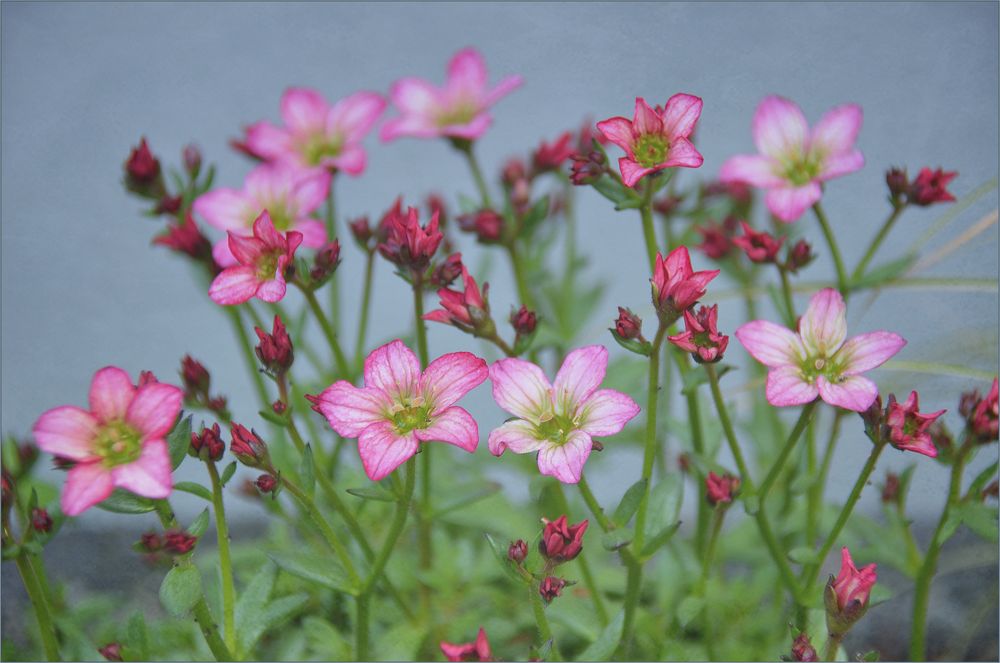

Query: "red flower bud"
(458, 209), (505, 244)
(539, 515), (588, 563)
(163, 530), (198, 555)
(785, 239), (815, 273)
(31, 507), (53, 533)
(124, 137), (160, 186)
(651, 247), (719, 320)
(668, 305), (729, 364)
(153, 212), (217, 271)
(705, 471), (740, 506)
(881, 472), (900, 504)
(180, 355), (211, 398)
(310, 239), (341, 283)
(614, 307), (643, 341)
(909, 167), (957, 206)
(824, 547), (876, 636)
(788, 633), (819, 662)
(569, 151), (606, 186)
(885, 391), (946, 457)
(539, 576), (566, 603)
(885, 167), (909, 203)
(532, 132), (574, 175)
(502, 158), (528, 187)
(182, 144), (202, 177)
(732, 221), (784, 264)
(272, 400), (287, 415)
(509, 306), (537, 337)
(964, 378), (999, 442)
(440, 627), (493, 662)
(255, 474), (278, 494)
(349, 216), (373, 248)
(138, 532), (163, 553)
(508, 539), (528, 563)
(230, 423), (270, 469)
(98, 642), (123, 662)
(431, 252), (464, 288)
(155, 195), (183, 216)
(190, 423), (225, 462)
(254, 315), (294, 376)
(377, 205), (443, 276)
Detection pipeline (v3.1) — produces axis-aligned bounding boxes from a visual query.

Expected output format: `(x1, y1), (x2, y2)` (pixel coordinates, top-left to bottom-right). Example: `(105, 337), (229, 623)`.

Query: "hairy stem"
(206, 461), (237, 655)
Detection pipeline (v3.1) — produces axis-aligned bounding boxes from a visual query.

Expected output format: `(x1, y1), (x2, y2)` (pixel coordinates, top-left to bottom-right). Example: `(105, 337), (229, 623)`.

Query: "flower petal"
(837, 332), (907, 375)
(379, 115), (439, 142)
(193, 189), (249, 232)
(819, 149), (865, 181)
(553, 346), (608, 417)
(420, 352), (489, 412)
(619, 158), (656, 188)
(596, 116), (635, 153)
(817, 375), (878, 412)
(89, 366), (136, 423)
(632, 97), (662, 135)
(799, 288), (847, 357)
(227, 232), (263, 266)
(660, 93), (703, 138)
(255, 276), (288, 303)
(662, 137), (704, 169)
(363, 340), (421, 401)
(489, 358), (553, 423)
(329, 144), (367, 175)
(483, 74), (524, 107)
(357, 421), (419, 481)
(536, 431), (592, 484)
(766, 366), (819, 407)
(212, 240), (238, 268)
(312, 381), (390, 438)
(209, 266), (258, 306)
(765, 183), (822, 223)
(447, 48), (488, 96)
(810, 104), (863, 156)
(126, 383), (182, 439)
(33, 406), (99, 461)
(415, 406), (479, 452)
(61, 462), (114, 516)
(292, 218), (328, 248)
(327, 91), (386, 142)
(577, 389), (641, 437)
(752, 95), (808, 159)
(280, 87), (328, 133)
(718, 154), (785, 188)
(290, 168), (332, 213)
(734, 320), (804, 367)
(244, 121), (291, 161)
(111, 438), (172, 499)
(390, 77), (441, 114)
(487, 419), (545, 456)
(252, 211), (284, 248)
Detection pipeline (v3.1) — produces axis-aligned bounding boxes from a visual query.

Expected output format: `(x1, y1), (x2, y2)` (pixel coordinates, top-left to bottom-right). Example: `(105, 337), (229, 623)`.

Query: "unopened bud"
(881, 472), (900, 504)
(138, 532), (163, 553)
(509, 306), (537, 337)
(539, 576), (566, 603)
(230, 424), (270, 469)
(98, 642), (124, 662)
(431, 253), (464, 288)
(614, 307), (643, 341)
(163, 530), (198, 555)
(785, 239), (815, 273)
(885, 167), (909, 204)
(180, 355), (211, 398)
(311, 239), (341, 282)
(272, 400), (287, 415)
(539, 515), (588, 563)
(705, 472), (740, 506)
(349, 216), (373, 248)
(508, 539), (528, 563)
(788, 633), (818, 662)
(458, 209), (504, 244)
(254, 315), (294, 376)
(31, 507), (53, 533)
(190, 423), (225, 462)
(183, 144), (202, 178)
(255, 474), (278, 494)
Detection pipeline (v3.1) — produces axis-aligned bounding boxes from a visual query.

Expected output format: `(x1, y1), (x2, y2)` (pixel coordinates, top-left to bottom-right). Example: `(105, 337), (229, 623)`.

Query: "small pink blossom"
(243, 88), (386, 174)
(488, 346), (640, 484)
(909, 167), (958, 206)
(732, 221), (785, 264)
(735, 288), (906, 412)
(597, 95), (704, 188)
(651, 246), (720, 316)
(380, 48), (523, 142)
(668, 305), (729, 364)
(720, 96), (864, 222)
(424, 265), (491, 333)
(440, 628), (492, 662)
(194, 164), (328, 267)
(376, 205), (443, 276)
(32, 367), (182, 516)
(885, 391), (946, 457)
(308, 340), (488, 481)
(826, 547), (877, 626)
(208, 211), (303, 306)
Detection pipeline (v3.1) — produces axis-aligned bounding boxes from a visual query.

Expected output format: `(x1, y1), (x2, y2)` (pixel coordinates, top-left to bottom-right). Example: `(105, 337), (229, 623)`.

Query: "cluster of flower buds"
(668, 304), (729, 364)
(458, 209), (505, 244)
(705, 471), (740, 506)
(377, 205), (443, 280)
(885, 166), (958, 208)
(136, 529), (198, 556)
(190, 423), (225, 463)
(153, 212), (218, 273)
(824, 547), (877, 638)
(254, 315), (294, 378)
(440, 627), (493, 662)
(569, 149), (607, 186)
(959, 378), (999, 443)
(539, 575), (567, 603)
(539, 515), (588, 563)
(309, 239), (341, 285)
(862, 391), (946, 457)
(179, 356), (229, 418)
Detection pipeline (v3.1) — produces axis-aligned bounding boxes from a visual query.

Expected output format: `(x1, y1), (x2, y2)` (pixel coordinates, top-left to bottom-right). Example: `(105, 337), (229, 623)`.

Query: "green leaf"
(612, 479), (647, 526)
(676, 596), (705, 627)
(609, 328), (652, 356)
(125, 612), (149, 661)
(159, 564), (202, 617)
(96, 489), (157, 515)
(235, 561), (277, 652)
(954, 502), (999, 542)
(258, 408), (288, 425)
(850, 253), (917, 290)
(484, 533), (528, 584)
(219, 461), (237, 487)
(174, 481), (213, 502)
(576, 610), (625, 662)
(186, 508), (210, 538)
(299, 445), (315, 497)
(345, 486), (398, 502)
(643, 474), (683, 543)
(857, 650), (880, 662)
(968, 461), (999, 499)
(520, 195), (551, 236)
(167, 415), (193, 471)
(269, 551), (360, 596)
(640, 522), (681, 558)
(601, 528), (634, 551)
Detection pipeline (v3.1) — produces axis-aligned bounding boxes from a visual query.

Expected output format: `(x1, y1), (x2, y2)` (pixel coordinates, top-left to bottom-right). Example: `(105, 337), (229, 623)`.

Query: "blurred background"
(2, 2), (997, 660)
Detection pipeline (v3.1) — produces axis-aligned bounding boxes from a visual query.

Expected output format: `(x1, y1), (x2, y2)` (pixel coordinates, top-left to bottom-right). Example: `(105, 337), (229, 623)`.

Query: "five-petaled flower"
(732, 221), (785, 264)
(909, 167), (958, 206)
(651, 246), (720, 320)
(381, 48), (522, 142)
(194, 164), (328, 267)
(487, 346), (640, 484)
(208, 211), (302, 306)
(32, 366), (182, 516)
(440, 627), (493, 662)
(243, 88), (386, 174)
(597, 94), (704, 188)
(735, 288), (906, 412)
(720, 96), (864, 222)
(668, 304), (729, 364)
(825, 547), (877, 634)
(309, 340), (488, 481)
(885, 391), (946, 457)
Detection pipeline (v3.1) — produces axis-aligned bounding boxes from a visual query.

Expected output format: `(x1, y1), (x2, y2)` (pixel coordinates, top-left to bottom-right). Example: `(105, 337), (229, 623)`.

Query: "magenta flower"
(32, 367), (182, 516)
(243, 87), (386, 174)
(735, 288), (906, 411)
(886, 391), (946, 457)
(651, 246), (720, 316)
(380, 48), (523, 142)
(825, 547), (877, 632)
(208, 211), (303, 306)
(194, 164), (328, 267)
(424, 265), (490, 333)
(719, 96), (864, 222)
(488, 346), (640, 484)
(308, 340), (488, 481)
(440, 628), (492, 662)
(596, 95), (704, 188)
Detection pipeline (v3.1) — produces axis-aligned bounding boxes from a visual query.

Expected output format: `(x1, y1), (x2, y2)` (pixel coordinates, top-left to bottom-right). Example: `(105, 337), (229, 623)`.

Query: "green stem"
(698, 509), (726, 661)
(412, 284), (430, 367)
(823, 632), (844, 662)
(224, 307), (270, 408)
(551, 482), (608, 626)
(673, 351), (710, 555)
(325, 179), (341, 328)
(458, 141), (493, 209)
(812, 202), (849, 296)
(758, 402), (818, 502)
(281, 476), (362, 587)
(506, 242), (535, 308)
(577, 475), (614, 532)
(192, 597), (234, 662)
(639, 184), (658, 271)
(805, 414), (818, 546)
(852, 205), (905, 281)
(704, 364), (751, 481)
(361, 457), (417, 595)
(411, 284), (434, 593)
(355, 595), (370, 661)
(910, 440), (973, 661)
(634, 324), (667, 553)
(530, 581), (562, 661)
(778, 266), (797, 327)
(206, 461), (237, 655)
(15, 555), (60, 661)
(300, 286), (349, 377)
(353, 251), (376, 374)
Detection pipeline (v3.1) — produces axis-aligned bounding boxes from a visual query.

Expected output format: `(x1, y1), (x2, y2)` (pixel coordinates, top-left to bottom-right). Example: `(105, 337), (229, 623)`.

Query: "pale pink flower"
(380, 48), (523, 142)
(208, 211), (302, 306)
(243, 88), (386, 174)
(194, 164), (328, 267)
(597, 95), (704, 188)
(308, 340), (488, 481)
(488, 346), (640, 484)
(735, 289), (905, 411)
(719, 96), (864, 222)
(32, 367), (182, 516)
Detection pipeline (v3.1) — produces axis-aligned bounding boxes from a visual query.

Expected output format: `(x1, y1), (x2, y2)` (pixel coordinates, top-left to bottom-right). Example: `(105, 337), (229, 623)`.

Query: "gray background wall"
(2, 2), (997, 524)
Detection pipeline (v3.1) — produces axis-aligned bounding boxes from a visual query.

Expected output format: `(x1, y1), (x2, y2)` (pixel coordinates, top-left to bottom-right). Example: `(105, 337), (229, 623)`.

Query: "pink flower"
(488, 346), (640, 484)
(596, 95), (704, 188)
(825, 547), (877, 630)
(208, 211), (302, 306)
(668, 305), (729, 364)
(376, 205), (443, 277)
(909, 167), (958, 206)
(732, 221), (785, 264)
(651, 246), (720, 317)
(885, 391), (946, 457)
(308, 340), (488, 481)
(719, 96), (864, 222)
(424, 265), (491, 333)
(735, 288), (906, 412)
(539, 515), (589, 563)
(705, 471), (740, 506)
(243, 88), (386, 174)
(380, 48), (523, 142)
(31, 367), (182, 516)
(440, 628), (492, 662)
(193, 164), (328, 267)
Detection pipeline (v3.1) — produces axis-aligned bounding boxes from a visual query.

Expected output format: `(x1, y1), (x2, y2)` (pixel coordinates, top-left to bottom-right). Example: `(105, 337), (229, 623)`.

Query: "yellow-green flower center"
(781, 154), (824, 186)
(534, 413), (578, 446)
(302, 135), (343, 167)
(256, 250), (282, 281)
(94, 420), (142, 468)
(392, 405), (432, 435)
(436, 102), (479, 128)
(633, 134), (669, 168)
